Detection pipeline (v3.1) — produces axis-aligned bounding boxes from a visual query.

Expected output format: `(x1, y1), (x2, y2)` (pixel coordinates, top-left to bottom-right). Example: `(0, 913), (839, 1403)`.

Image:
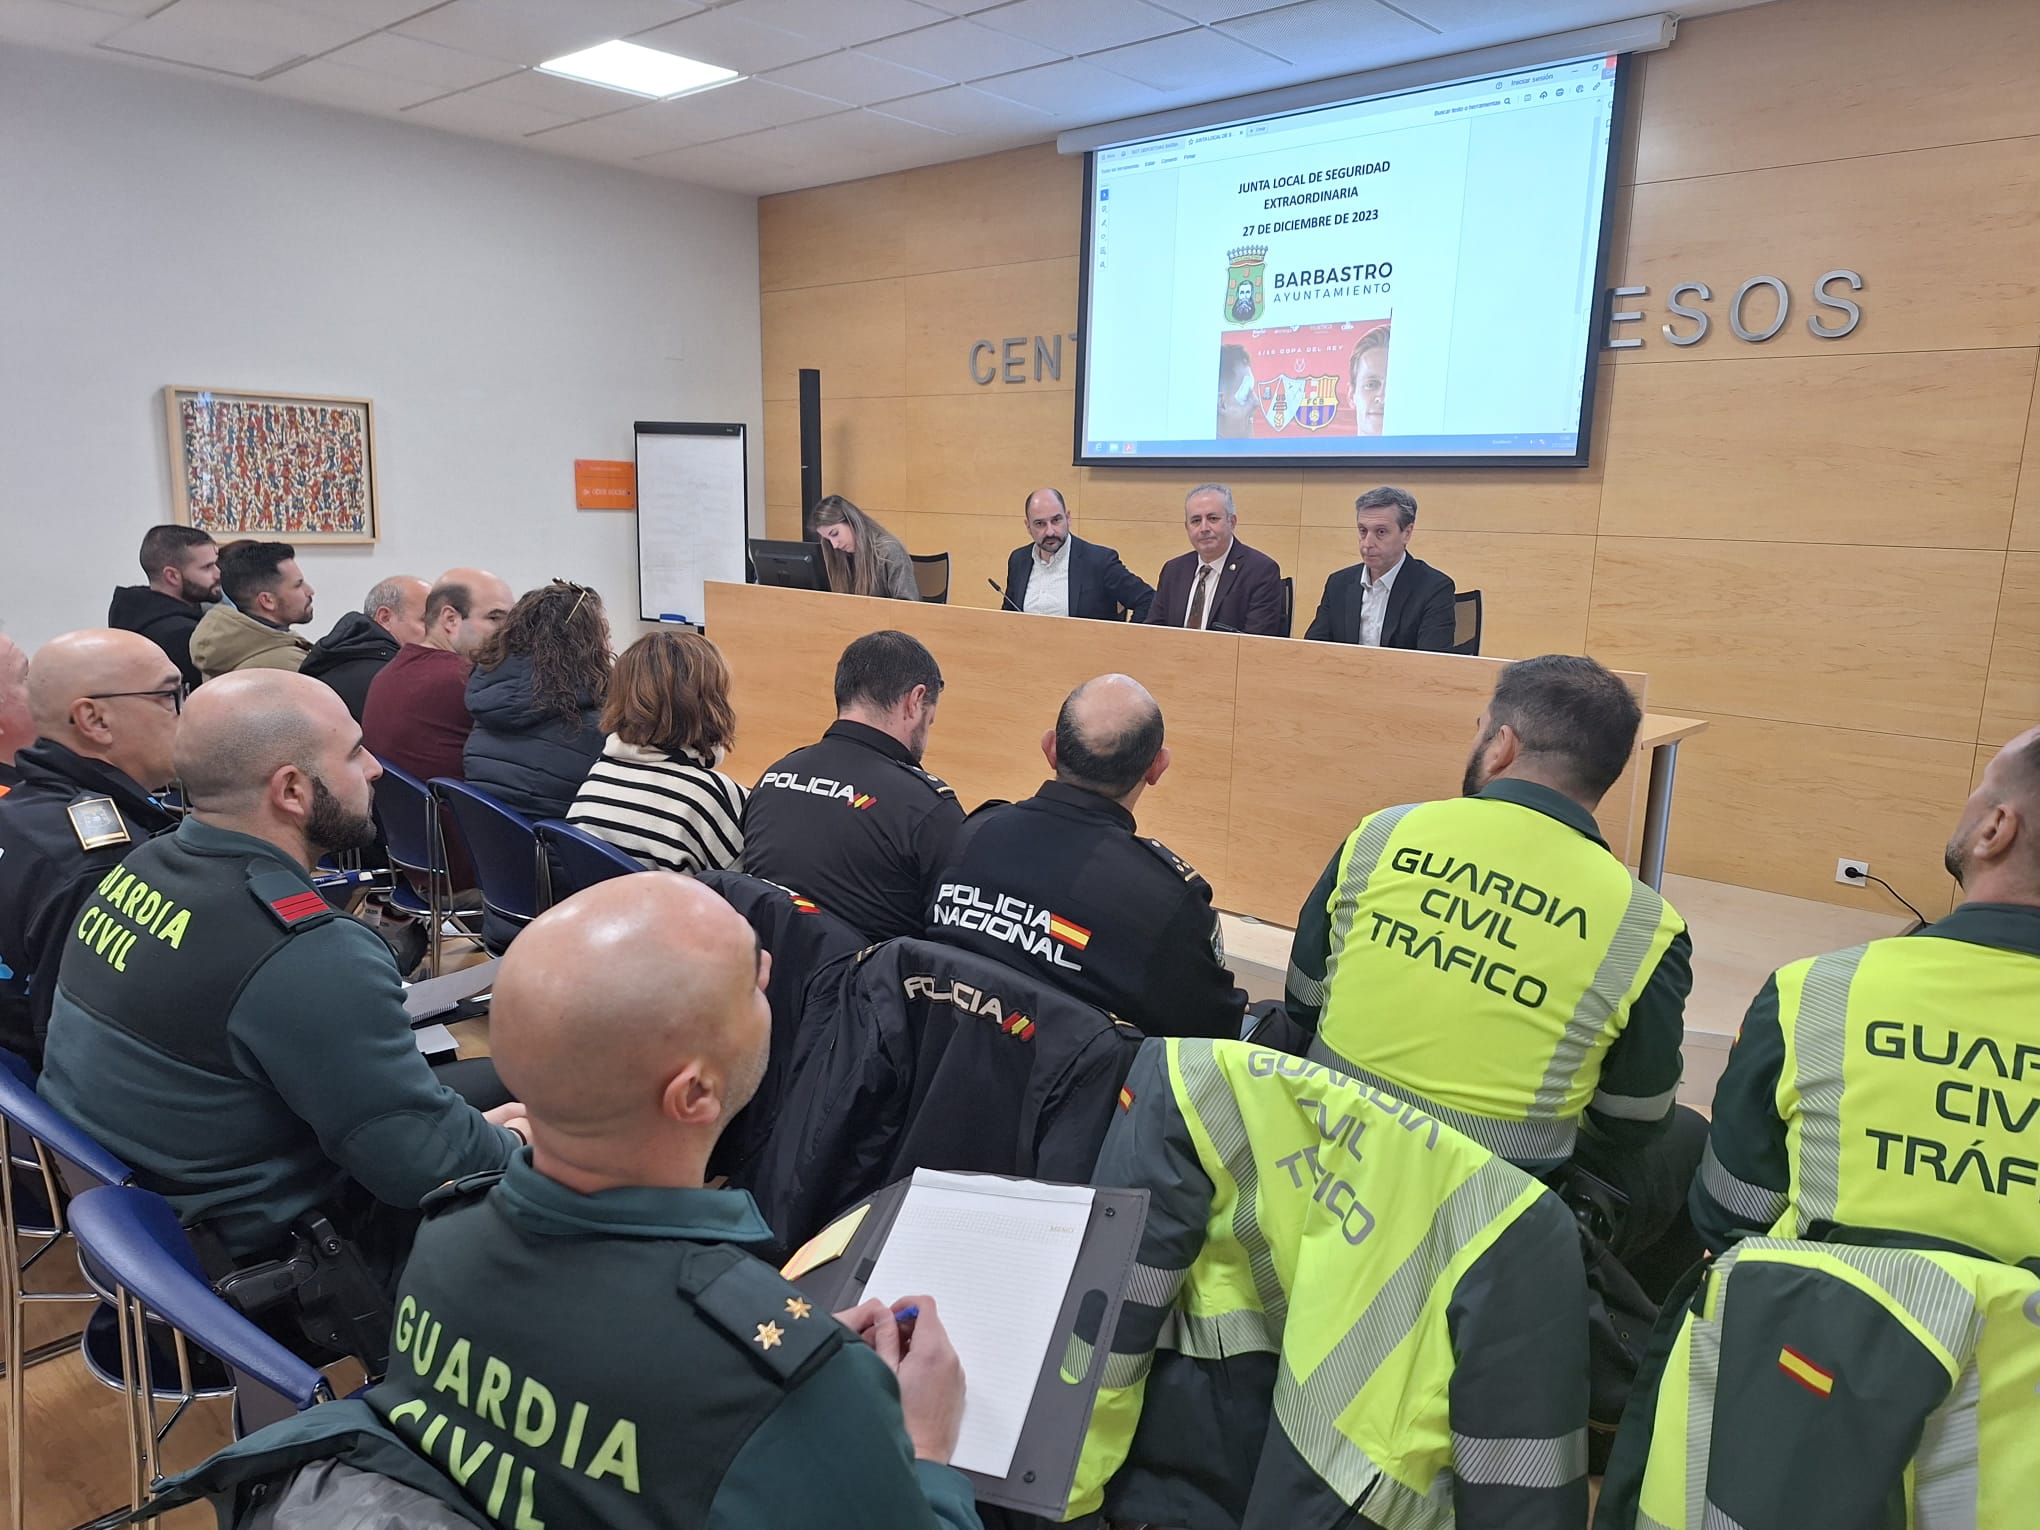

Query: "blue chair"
(69, 1185), (334, 1510)
(0, 1052), (133, 1527)
(432, 779), (543, 951)
(373, 761), (477, 974)
(536, 819), (647, 904)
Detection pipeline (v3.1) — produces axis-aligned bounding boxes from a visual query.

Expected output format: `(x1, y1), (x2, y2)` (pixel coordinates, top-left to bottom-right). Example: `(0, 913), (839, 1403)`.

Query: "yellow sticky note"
(781, 1202), (870, 1281)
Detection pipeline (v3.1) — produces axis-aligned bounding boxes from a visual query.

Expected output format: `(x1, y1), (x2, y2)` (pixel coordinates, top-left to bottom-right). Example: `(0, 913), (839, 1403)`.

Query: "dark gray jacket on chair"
(460, 655), (603, 821)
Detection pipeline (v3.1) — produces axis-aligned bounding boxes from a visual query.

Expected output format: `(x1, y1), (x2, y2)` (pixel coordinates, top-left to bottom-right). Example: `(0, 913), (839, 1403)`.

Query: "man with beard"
(39, 670), (524, 1300)
(189, 540), (316, 680)
(1691, 723), (2040, 1265)
(1281, 655), (1701, 1263)
(1002, 487), (1154, 621)
(108, 524), (222, 691)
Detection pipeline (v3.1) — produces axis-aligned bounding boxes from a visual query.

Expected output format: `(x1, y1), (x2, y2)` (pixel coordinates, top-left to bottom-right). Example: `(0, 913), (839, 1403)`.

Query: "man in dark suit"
(1004, 488), (1155, 622)
(1303, 485), (1457, 651)
(1144, 484), (1286, 637)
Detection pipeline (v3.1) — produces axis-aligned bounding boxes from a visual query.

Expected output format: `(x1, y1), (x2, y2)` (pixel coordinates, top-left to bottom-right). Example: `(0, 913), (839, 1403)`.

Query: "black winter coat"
(107, 585), (206, 691)
(460, 655), (604, 821)
(300, 612), (399, 721)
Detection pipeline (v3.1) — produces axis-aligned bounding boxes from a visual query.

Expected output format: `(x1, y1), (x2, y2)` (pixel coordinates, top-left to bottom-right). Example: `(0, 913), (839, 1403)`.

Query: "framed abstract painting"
(164, 386), (380, 543)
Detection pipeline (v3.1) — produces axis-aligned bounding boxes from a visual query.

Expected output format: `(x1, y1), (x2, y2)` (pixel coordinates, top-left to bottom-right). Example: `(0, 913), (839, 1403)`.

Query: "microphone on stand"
(987, 578), (1020, 613)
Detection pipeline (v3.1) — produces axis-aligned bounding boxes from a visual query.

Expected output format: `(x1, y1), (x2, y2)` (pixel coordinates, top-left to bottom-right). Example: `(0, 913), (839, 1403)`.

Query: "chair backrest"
(536, 819), (646, 903)
(910, 552), (951, 603)
(1453, 589), (1483, 655)
(68, 1185), (331, 1412)
(371, 761), (441, 876)
(430, 778), (542, 926)
(0, 1050), (131, 1195)
(1279, 575), (1295, 638)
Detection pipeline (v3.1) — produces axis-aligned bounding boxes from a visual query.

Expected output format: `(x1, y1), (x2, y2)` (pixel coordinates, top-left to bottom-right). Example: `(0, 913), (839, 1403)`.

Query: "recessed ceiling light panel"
(538, 40), (739, 100)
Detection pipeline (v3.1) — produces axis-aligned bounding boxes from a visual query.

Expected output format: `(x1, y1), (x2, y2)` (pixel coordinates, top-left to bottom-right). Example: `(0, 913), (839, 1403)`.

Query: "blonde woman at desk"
(812, 495), (923, 602)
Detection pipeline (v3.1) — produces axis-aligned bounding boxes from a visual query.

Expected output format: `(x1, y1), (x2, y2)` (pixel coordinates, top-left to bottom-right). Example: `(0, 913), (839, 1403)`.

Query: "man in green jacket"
(369, 871), (981, 1529)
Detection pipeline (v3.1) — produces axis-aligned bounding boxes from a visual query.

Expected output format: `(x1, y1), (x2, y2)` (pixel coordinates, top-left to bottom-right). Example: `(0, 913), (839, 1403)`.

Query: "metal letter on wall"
(1033, 333), (1063, 382)
(1663, 281), (1711, 346)
(1808, 269), (1863, 339)
(1729, 276), (1791, 342)
(1001, 337), (1028, 383)
(969, 340), (997, 386)
(1606, 285), (1647, 349)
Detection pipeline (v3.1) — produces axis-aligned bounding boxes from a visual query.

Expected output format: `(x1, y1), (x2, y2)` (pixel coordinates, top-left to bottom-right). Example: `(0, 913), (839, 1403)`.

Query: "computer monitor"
(748, 537), (828, 592)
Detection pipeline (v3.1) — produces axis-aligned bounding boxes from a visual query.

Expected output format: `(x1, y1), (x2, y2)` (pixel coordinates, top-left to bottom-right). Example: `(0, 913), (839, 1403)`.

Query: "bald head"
(1948, 724), (2040, 902)
(490, 875), (769, 1151)
(25, 629), (182, 787)
(177, 669), (347, 810)
(363, 575), (430, 647)
(1052, 674), (1166, 800)
(0, 633), (31, 766)
(425, 567), (516, 658)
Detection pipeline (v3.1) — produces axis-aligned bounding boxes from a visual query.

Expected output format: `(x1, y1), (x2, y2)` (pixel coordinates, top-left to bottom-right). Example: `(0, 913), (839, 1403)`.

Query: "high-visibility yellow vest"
(1071, 1037), (1587, 1529)
(1612, 1238), (2040, 1530)
(1749, 936), (2040, 1266)
(1307, 795), (1684, 1164)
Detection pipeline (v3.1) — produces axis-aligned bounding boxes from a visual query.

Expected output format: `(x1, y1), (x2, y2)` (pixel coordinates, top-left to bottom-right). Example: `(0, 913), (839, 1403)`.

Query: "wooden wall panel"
(1632, 0), (2040, 184)
(904, 258), (1078, 394)
(763, 398), (799, 511)
(1662, 711), (1970, 909)
(760, 279), (904, 401)
(1599, 349), (2034, 548)
(1299, 465), (1603, 536)
(1981, 553), (2040, 748)
(2016, 376), (2040, 551)
(905, 390), (1082, 519)
(1585, 540), (2001, 739)
(821, 397), (910, 515)
(1076, 467), (1303, 526)
(896, 510), (1037, 611)
(1616, 137), (2040, 361)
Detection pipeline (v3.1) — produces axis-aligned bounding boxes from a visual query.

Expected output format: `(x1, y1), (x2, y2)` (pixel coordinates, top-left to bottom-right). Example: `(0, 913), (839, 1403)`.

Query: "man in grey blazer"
(1303, 486), (1457, 651)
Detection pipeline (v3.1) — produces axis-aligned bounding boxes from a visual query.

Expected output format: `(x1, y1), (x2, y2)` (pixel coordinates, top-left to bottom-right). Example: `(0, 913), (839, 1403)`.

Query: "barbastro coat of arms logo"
(1225, 245), (1268, 324)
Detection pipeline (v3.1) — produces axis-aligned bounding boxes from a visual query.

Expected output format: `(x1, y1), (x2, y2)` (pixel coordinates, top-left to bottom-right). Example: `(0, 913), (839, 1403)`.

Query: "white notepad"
(859, 1170), (1096, 1478)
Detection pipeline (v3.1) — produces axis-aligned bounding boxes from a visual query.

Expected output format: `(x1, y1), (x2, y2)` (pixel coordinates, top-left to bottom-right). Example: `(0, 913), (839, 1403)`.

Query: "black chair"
(910, 552), (951, 603)
(1279, 575), (1295, 638)
(535, 819), (646, 905)
(1453, 589), (1483, 656)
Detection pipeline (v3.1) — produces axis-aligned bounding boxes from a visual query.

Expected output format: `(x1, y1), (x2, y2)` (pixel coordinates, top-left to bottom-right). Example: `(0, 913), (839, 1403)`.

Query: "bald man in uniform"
(0, 630), (181, 1065)
(927, 673), (1245, 1039)
(39, 671), (522, 1342)
(370, 874), (983, 1529)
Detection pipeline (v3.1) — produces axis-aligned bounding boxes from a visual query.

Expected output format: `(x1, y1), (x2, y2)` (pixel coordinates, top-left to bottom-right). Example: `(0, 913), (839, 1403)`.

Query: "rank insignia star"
(755, 1321), (784, 1351)
(785, 1296), (813, 1320)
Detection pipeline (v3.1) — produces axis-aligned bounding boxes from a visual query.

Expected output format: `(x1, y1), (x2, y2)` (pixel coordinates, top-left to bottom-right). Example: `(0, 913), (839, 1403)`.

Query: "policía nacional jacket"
(741, 936), (1140, 1258)
(1073, 1037), (1589, 1530)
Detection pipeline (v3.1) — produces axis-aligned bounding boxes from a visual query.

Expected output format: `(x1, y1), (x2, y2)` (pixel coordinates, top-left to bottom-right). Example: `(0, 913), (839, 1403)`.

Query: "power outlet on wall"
(1836, 858), (1870, 886)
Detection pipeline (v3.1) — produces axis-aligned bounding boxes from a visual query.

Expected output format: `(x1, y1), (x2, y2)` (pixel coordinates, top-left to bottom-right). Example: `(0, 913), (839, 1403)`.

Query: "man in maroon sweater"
(362, 568), (514, 784)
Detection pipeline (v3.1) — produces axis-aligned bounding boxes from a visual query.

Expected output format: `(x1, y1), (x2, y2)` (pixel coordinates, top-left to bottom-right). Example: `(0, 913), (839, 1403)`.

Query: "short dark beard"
(307, 775), (378, 854)
(1461, 726), (1497, 798)
(1943, 837), (1967, 886)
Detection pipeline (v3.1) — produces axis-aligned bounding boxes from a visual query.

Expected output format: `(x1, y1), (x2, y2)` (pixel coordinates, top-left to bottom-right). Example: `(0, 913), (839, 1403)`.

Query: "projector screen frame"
(1070, 52), (1635, 473)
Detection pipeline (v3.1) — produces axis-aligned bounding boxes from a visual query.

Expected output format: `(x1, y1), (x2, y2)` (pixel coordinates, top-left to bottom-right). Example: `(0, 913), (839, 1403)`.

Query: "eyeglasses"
(551, 577), (593, 623)
(88, 684), (186, 715)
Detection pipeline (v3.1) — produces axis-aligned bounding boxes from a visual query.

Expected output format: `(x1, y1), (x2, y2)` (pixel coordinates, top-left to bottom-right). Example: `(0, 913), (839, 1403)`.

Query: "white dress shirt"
(1184, 539), (1233, 630)
(1022, 537), (1072, 616)
(1358, 554), (1406, 647)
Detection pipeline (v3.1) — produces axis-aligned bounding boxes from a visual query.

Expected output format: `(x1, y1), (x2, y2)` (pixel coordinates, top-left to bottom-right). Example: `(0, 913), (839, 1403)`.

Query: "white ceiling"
(0, 0), (1773, 195)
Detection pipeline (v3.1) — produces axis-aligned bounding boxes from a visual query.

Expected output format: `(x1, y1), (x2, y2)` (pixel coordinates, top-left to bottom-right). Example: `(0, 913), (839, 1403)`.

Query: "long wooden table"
(706, 583), (1704, 923)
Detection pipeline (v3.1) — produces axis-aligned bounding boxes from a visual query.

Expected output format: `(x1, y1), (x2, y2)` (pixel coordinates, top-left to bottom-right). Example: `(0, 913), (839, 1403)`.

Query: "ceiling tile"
(401, 89), (576, 139)
(724, 0), (948, 50)
(973, 55), (1169, 120)
(518, 103), (688, 159)
(268, 0), (441, 26)
(762, 48), (949, 105)
(462, 64), (649, 117)
(859, 18), (1063, 80)
(49, 0), (168, 16)
(1216, 0), (1436, 67)
(0, 0), (130, 47)
(1386, 0), (1615, 26)
(976, 0), (1187, 53)
(532, 75), (839, 151)
(262, 55), (443, 111)
(98, 0), (372, 77)
(879, 83), (1055, 136)
(1087, 23), (1289, 92)
(907, 0), (1008, 11)
(631, 6), (827, 72)
(394, 0), (707, 65)
(317, 31), (516, 91)
(761, 103), (956, 157)
(1144, 0), (1288, 20)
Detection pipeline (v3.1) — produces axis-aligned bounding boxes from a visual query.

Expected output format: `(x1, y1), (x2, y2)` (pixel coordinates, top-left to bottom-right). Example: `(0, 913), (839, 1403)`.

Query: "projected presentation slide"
(1078, 54), (1623, 467)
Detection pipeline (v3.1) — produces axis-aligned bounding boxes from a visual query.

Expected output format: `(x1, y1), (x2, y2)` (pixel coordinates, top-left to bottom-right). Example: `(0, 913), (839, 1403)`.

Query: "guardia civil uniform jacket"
(1072, 1037), (1588, 1530)
(1285, 780), (1690, 1170)
(0, 739), (175, 1066)
(1595, 1237), (2040, 1530)
(367, 1151), (984, 1530)
(1692, 903), (2040, 1264)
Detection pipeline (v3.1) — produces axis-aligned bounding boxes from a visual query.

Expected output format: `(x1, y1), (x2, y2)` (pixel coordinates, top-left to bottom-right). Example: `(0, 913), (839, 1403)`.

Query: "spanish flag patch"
(1777, 1346), (1834, 1397)
(790, 896), (819, 915)
(1002, 1013), (1036, 1041)
(1118, 1086), (1135, 1112)
(1047, 913), (1092, 950)
(850, 793), (875, 810)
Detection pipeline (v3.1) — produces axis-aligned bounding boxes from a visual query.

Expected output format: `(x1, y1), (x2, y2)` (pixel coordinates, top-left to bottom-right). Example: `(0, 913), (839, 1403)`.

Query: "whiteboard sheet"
(634, 423), (748, 623)
(860, 1170), (1095, 1478)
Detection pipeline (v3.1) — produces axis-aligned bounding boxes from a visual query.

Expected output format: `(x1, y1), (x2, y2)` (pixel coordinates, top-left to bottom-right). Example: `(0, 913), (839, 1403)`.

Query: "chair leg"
(114, 1287), (146, 1512)
(3, 1129), (25, 1530)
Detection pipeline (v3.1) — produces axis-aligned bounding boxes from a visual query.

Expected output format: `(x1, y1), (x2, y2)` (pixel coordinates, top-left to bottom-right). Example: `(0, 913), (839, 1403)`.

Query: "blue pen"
(893, 1304), (919, 1323)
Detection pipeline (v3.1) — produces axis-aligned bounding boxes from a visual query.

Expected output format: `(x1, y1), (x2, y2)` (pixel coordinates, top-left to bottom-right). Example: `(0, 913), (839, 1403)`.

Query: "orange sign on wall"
(575, 458), (636, 510)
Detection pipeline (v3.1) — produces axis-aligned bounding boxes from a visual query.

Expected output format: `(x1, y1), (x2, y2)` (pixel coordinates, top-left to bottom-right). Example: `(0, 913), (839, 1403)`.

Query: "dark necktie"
(1187, 564), (1213, 630)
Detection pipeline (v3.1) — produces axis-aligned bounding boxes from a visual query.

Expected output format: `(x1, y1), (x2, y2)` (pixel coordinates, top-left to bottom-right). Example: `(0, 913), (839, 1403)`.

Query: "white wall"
(0, 43), (763, 649)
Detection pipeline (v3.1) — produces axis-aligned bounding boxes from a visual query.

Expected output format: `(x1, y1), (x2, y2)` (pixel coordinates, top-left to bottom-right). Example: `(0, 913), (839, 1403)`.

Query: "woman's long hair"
(601, 629), (736, 763)
(473, 579), (612, 725)
(810, 495), (902, 598)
